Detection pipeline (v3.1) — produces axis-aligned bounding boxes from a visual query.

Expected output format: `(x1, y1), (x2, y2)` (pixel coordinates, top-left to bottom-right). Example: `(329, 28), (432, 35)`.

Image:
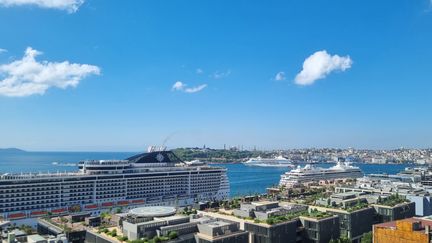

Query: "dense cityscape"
(1, 147), (432, 243)
(174, 147), (432, 164)
(1, 1), (432, 243)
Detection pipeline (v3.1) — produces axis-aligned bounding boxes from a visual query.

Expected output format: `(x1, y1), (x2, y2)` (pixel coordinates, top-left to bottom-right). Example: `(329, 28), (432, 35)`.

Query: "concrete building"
(308, 206), (375, 242)
(299, 215), (340, 243)
(373, 218), (432, 243)
(372, 202), (416, 222)
(27, 235), (47, 243)
(233, 201), (307, 221)
(195, 220), (248, 243)
(244, 220), (299, 243)
(122, 215), (191, 240)
(1, 228), (68, 243)
(406, 195), (432, 216)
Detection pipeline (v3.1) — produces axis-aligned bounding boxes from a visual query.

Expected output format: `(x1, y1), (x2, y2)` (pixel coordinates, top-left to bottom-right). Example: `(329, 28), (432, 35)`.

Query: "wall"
(373, 221), (429, 243)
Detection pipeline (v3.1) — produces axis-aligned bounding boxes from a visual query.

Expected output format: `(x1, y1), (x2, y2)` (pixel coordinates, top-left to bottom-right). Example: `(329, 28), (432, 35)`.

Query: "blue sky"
(0, 0), (431, 151)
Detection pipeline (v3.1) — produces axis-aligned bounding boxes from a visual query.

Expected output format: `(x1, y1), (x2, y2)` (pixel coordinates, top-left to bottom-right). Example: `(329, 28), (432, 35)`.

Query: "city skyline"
(1, 0), (432, 151)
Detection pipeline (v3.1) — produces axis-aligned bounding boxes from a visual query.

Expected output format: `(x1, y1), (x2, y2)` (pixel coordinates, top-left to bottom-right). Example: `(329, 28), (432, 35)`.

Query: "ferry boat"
(0, 146), (229, 221)
(243, 155), (295, 168)
(279, 162), (363, 187)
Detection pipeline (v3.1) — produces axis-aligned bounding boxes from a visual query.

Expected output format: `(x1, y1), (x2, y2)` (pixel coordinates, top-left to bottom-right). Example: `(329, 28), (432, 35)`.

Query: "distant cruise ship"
(0, 146), (229, 221)
(279, 162), (363, 187)
(243, 155), (295, 168)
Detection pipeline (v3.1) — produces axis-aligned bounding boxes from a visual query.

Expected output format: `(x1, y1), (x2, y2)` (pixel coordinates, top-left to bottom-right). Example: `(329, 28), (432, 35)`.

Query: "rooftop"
(27, 234), (46, 242)
(204, 221), (232, 228)
(129, 206), (176, 218)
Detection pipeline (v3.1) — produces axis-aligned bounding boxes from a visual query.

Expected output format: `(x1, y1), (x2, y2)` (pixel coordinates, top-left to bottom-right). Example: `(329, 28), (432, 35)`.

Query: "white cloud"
(172, 81), (186, 91)
(0, 0), (84, 13)
(0, 47), (100, 97)
(275, 71), (286, 81)
(294, 50), (352, 86)
(211, 70), (231, 79)
(196, 68), (204, 74)
(0, 48), (7, 54)
(172, 81), (207, 93)
(184, 84), (207, 93)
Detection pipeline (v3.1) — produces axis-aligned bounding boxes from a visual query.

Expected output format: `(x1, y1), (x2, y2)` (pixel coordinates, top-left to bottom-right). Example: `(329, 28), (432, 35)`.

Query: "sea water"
(0, 152), (408, 196)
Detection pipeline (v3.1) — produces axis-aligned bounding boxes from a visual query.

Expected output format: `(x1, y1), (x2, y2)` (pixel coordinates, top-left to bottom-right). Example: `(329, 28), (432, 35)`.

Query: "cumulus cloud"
(294, 50), (352, 86)
(274, 71), (286, 81)
(0, 48), (7, 54)
(196, 68), (204, 74)
(172, 81), (207, 93)
(210, 70), (231, 79)
(172, 81), (186, 91)
(0, 47), (100, 97)
(0, 0), (84, 13)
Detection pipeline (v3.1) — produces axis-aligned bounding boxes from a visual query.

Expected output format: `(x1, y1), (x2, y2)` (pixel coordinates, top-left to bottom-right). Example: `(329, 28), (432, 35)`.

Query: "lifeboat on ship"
(84, 204), (98, 210)
(101, 202), (114, 208)
(131, 199), (145, 204)
(117, 201), (129, 206)
(30, 210), (47, 217)
(8, 212), (26, 219)
(51, 208), (67, 214)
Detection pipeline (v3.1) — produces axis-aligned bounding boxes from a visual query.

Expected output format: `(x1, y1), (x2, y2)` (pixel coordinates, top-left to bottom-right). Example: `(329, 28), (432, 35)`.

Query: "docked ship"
(279, 162), (363, 187)
(0, 146), (229, 221)
(243, 155), (295, 168)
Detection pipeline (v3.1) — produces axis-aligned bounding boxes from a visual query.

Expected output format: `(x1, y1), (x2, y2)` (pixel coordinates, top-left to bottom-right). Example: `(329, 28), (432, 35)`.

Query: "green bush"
(168, 231), (178, 239)
(116, 236), (128, 242)
(152, 236), (161, 243)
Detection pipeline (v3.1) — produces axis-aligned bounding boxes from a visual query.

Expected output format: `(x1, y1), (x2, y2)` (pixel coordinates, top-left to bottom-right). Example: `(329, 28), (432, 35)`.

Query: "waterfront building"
(37, 217), (87, 243)
(233, 201), (306, 221)
(299, 215), (340, 243)
(244, 219), (299, 243)
(406, 195), (432, 216)
(121, 207), (192, 240)
(308, 205), (375, 242)
(372, 202), (416, 222)
(0, 148), (229, 221)
(1, 226), (68, 243)
(195, 220), (248, 243)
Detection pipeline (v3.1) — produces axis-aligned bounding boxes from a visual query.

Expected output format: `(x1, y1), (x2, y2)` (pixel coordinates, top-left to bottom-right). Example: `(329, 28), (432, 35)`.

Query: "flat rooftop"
(204, 221), (232, 228)
(251, 201), (278, 206)
(27, 235), (46, 242)
(129, 206), (176, 218)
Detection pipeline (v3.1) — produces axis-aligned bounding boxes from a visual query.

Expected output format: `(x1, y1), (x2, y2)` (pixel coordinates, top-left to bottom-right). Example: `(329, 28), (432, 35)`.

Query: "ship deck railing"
(0, 171), (85, 180)
(78, 160), (130, 165)
(0, 165), (226, 180)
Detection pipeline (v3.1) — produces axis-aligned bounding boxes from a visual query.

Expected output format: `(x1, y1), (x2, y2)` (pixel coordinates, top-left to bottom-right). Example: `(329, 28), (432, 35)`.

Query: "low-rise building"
(1, 227), (68, 243)
(373, 218), (432, 243)
(299, 215), (340, 243)
(233, 201), (307, 221)
(308, 206), (375, 242)
(122, 215), (191, 240)
(195, 220), (248, 243)
(372, 202), (416, 222)
(244, 219), (299, 243)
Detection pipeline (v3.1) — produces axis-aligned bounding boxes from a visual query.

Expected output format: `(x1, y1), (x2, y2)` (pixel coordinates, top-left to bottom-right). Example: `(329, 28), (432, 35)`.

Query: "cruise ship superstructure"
(243, 155), (295, 168)
(0, 147), (229, 221)
(279, 162), (363, 187)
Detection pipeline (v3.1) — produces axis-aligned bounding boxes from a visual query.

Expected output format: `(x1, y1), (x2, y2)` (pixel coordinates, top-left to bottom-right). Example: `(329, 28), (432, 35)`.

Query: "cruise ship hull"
(0, 150), (230, 221)
(279, 162), (364, 187)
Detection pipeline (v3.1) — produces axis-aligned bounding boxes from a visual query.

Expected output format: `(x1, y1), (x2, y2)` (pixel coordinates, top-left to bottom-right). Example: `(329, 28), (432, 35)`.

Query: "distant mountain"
(0, 148), (27, 153)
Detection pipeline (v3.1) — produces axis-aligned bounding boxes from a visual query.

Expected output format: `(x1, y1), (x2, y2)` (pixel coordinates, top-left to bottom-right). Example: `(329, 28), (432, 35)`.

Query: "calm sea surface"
(0, 152), (408, 196)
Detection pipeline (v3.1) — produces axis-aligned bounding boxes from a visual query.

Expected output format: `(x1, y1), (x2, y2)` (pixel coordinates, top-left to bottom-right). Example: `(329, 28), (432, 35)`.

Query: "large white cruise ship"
(0, 147), (229, 221)
(279, 162), (363, 187)
(243, 155), (295, 168)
